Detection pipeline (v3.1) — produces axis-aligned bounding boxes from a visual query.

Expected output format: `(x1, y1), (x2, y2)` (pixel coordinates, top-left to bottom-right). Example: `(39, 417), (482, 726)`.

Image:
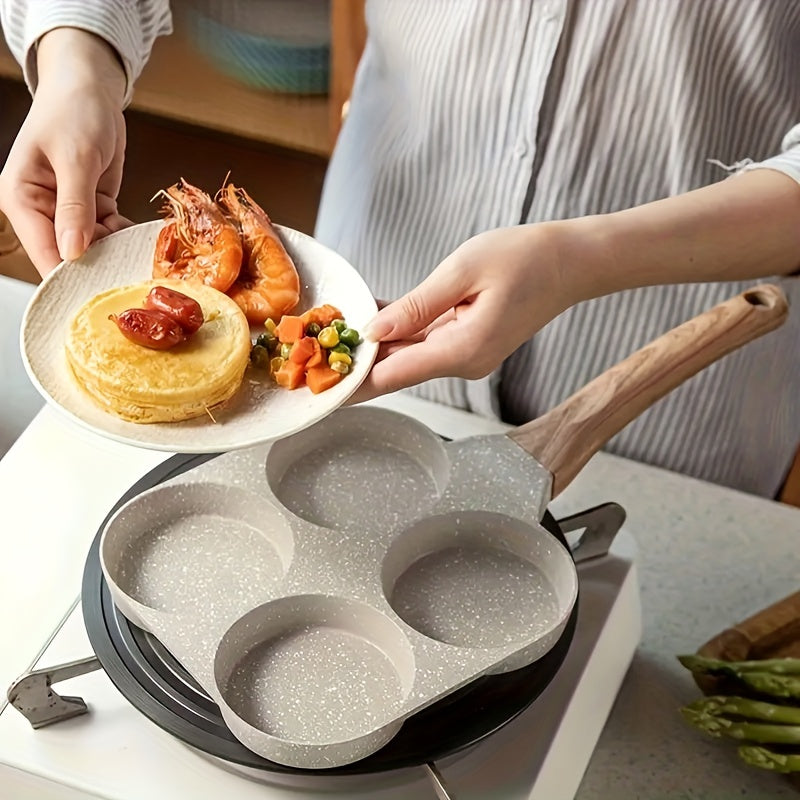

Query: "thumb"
(364, 261), (466, 342)
(53, 162), (101, 261)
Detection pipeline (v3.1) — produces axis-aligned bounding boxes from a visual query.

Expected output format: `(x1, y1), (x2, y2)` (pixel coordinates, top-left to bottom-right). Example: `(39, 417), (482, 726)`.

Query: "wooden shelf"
(0, 33), (331, 157)
(0, 41), (21, 81)
(131, 34), (331, 156)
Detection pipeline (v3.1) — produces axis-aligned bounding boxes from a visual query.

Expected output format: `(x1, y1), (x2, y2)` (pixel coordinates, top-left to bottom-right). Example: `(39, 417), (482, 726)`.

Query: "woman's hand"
(352, 167), (800, 405)
(353, 222), (582, 402)
(0, 28), (131, 276)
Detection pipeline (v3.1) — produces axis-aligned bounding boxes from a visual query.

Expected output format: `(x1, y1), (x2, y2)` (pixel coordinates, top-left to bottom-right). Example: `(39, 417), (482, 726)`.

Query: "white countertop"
(1, 396), (799, 798)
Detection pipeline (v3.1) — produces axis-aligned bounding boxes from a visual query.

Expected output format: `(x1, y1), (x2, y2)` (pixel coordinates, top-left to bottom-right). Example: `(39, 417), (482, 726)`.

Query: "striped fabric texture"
(318, 0), (800, 497)
(0, 0), (171, 104)
(2, 0), (799, 496)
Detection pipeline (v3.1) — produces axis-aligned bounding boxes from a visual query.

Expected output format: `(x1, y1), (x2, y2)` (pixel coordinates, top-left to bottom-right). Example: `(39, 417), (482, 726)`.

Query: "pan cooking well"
(82, 475), (582, 775)
(99, 284), (788, 769)
(101, 407), (578, 768)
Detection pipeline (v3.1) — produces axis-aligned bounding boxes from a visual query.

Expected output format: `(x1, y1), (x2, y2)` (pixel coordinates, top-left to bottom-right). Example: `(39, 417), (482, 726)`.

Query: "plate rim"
(19, 220), (379, 453)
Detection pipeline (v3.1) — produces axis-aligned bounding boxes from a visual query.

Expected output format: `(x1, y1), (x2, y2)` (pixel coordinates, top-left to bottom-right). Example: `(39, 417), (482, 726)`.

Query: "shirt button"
(542, 2), (560, 20)
(514, 142), (529, 158)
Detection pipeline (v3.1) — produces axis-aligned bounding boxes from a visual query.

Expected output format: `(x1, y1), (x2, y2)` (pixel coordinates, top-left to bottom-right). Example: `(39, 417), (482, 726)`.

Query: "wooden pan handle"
(507, 283), (789, 498)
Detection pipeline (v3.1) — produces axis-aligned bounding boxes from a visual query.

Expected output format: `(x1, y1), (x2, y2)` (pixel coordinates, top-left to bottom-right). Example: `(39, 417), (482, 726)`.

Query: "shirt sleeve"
(0, 0), (172, 106)
(736, 123), (800, 276)
(738, 123), (800, 184)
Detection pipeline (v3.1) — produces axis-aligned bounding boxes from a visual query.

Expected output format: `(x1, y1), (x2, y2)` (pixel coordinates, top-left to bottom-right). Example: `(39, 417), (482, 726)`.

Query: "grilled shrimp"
(153, 179), (242, 293)
(216, 184), (300, 325)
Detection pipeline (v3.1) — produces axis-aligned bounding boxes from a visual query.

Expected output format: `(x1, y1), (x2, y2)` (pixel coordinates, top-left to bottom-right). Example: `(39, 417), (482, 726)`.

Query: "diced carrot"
(275, 315), (306, 344)
(274, 360), (306, 390)
(288, 336), (317, 365)
(317, 304), (344, 327)
(305, 338), (324, 368)
(301, 304), (343, 329)
(306, 365), (343, 394)
(300, 307), (319, 326)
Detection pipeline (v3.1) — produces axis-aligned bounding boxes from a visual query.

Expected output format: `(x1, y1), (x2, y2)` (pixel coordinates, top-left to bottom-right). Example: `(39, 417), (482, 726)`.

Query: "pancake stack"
(65, 279), (251, 423)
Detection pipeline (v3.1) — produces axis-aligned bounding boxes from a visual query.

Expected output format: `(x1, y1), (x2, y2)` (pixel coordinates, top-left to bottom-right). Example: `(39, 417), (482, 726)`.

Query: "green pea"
(339, 328), (361, 348)
(331, 343), (351, 355)
(250, 344), (271, 369)
(256, 332), (278, 352)
(305, 322), (321, 338)
(331, 318), (347, 333)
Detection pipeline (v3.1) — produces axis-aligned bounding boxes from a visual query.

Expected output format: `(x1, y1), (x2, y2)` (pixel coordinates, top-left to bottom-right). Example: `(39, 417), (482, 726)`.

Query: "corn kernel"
(318, 326), (340, 348)
(270, 356), (284, 374)
(328, 351), (352, 367)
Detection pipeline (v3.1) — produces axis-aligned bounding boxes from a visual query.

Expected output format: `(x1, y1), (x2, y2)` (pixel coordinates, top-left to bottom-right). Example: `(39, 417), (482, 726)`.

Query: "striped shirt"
(2, 0), (799, 497)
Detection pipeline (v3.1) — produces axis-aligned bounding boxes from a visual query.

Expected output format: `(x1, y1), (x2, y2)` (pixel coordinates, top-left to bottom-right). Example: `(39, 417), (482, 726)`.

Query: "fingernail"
(364, 313), (393, 342)
(58, 229), (84, 261)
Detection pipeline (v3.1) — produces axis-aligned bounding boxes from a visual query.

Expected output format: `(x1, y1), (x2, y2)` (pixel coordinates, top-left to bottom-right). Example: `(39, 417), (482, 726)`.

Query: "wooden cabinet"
(329, 0), (367, 148)
(0, 0), (366, 284)
(0, 209), (37, 283)
(0, 1), (366, 158)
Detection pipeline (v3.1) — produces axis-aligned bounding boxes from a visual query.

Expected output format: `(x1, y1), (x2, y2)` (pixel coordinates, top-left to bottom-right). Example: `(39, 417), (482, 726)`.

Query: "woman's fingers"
(364, 257), (468, 342)
(104, 213), (134, 232)
(94, 212), (134, 240)
(353, 317), (497, 403)
(2, 201), (62, 275)
(2, 191), (132, 276)
(53, 154), (103, 261)
(352, 224), (575, 404)
(351, 339), (468, 403)
(349, 341), (439, 404)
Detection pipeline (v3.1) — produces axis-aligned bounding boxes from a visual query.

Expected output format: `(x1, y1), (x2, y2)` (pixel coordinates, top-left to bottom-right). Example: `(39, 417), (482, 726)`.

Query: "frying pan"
(78, 282), (788, 775)
(81, 469), (599, 775)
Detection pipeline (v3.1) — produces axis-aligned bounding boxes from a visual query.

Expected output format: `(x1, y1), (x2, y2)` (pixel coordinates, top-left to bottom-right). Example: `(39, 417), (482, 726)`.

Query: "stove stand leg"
(6, 655), (102, 729)
(557, 501), (627, 564)
(424, 761), (456, 800)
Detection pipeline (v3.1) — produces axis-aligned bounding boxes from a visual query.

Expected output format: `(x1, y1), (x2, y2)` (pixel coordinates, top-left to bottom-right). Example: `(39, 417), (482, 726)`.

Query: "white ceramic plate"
(21, 220), (378, 453)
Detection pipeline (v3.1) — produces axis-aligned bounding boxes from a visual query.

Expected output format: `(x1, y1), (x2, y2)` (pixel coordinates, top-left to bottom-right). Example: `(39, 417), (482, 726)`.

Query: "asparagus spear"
(678, 654), (800, 676)
(738, 745), (800, 773)
(684, 696), (800, 725)
(677, 655), (800, 699)
(735, 671), (800, 700)
(681, 708), (800, 744)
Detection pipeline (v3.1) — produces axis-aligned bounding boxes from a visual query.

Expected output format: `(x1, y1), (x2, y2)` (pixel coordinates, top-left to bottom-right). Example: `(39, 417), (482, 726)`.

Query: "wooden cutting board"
(696, 590), (800, 666)
(694, 590), (800, 790)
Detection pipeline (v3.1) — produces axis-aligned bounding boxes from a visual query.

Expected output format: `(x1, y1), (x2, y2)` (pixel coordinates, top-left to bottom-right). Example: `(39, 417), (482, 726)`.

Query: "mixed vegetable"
(678, 653), (800, 775)
(249, 303), (363, 394)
